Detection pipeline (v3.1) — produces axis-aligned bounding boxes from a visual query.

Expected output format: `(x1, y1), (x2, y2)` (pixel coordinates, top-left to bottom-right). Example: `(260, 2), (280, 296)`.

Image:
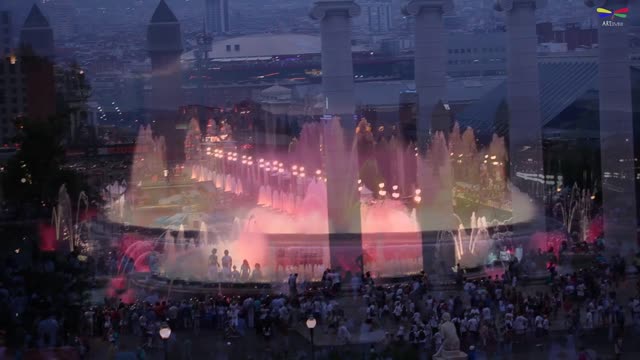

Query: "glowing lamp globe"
(306, 316), (317, 329)
(159, 325), (171, 340)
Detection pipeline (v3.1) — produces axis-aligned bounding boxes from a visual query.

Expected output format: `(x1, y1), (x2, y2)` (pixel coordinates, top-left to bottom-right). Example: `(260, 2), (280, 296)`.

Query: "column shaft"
(596, 4), (638, 251)
(313, 1), (363, 273)
(414, 7), (447, 146)
(504, 2), (546, 230)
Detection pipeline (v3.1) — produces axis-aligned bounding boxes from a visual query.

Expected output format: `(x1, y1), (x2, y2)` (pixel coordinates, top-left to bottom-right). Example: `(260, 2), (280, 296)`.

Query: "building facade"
(363, 0), (392, 34)
(44, 0), (76, 41)
(0, 55), (26, 146)
(1, 11), (10, 57)
(19, 4), (56, 123)
(148, 0), (185, 161)
(205, 0), (229, 35)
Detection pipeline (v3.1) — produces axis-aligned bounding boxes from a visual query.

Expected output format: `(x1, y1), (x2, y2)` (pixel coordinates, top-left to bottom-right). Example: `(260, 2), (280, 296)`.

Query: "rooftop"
(23, 4), (49, 28)
(183, 33), (368, 61)
(457, 57), (601, 139)
(150, 0), (178, 24)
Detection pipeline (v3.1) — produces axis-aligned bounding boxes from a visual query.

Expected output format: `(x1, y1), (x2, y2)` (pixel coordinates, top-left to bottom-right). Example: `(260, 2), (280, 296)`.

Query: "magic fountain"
(112, 116), (536, 287)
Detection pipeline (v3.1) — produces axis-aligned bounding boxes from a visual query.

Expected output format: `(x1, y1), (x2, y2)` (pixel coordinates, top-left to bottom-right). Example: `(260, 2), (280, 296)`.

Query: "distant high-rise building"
(205, 0), (229, 35)
(356, 0), (392, 34)
(20, 4), (54, 59)
(0, 54), (25, 145)
(1, 11), (10, 57)
(0, 10), (18, 145)
(365, 0), (391, 34)
(147, 0), (184, 161)
(19, 4), (56, 122)
(44, 0), (76, 40)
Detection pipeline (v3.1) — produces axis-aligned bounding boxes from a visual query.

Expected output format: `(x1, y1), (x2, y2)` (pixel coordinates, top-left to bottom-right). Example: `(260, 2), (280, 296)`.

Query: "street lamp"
(306, 316), (317, 359)
(159, 322), (171, 360)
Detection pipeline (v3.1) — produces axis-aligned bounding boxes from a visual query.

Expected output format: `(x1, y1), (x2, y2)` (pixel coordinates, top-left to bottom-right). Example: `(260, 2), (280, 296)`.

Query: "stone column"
(403, 0), (454, 274)
(403, 0), (452, 149)
(148, 0), (184, 161)
(310, 1), (363, 274)
(586, 0), (638, 252)
(311, 0), (360, 116)
(495, 0), (546, 230)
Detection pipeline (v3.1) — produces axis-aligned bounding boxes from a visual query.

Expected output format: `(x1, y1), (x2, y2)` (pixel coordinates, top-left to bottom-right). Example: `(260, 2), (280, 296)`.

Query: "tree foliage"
(2, 116), (87, 213)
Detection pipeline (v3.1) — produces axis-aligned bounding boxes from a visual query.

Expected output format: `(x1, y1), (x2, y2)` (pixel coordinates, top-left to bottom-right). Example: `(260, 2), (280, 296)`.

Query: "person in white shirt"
(394, 303), (403, 323)
(331, 271), (341, 292)
(482, 306), (492, 322)
(231, 266), (241, 282)
(535, 314), (544, 338)
(338, 323), (351, 344)
(412, 311), (422, 325)
(514, 314), (527, 335)
(433, 331), (443, 350)
(221, 250), (232, 280)
(543, 316), (550, 335)
(577, 283), (586, 300)
(468, 316), (479, 341)
(84, 308), (95, 337)
(168, 303), (179, 329)
(460, 316), (468, 340)
(585, 311), (594, 332)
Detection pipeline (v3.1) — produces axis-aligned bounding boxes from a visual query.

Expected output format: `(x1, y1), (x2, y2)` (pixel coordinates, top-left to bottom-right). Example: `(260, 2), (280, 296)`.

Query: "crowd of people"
(2, 239), (640, 359)
(0, 248), (92, 358)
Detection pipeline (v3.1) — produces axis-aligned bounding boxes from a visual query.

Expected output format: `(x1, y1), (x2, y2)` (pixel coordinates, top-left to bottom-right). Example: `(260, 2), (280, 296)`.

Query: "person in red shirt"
(154, 302), (164, 319)
(110, 309), (121, 332)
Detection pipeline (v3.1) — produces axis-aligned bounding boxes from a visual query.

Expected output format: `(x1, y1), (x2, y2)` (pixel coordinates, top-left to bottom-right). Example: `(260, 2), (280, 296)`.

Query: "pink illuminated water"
(117, 117), (537, 282)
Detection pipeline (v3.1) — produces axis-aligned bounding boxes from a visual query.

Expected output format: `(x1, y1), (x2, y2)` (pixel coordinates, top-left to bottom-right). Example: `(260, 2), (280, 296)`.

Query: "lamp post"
(159, 322), (171, 360)
(306, 315), (317, 359)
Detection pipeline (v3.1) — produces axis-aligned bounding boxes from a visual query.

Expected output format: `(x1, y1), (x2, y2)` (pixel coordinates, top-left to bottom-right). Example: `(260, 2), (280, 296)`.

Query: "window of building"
(234, 44), (240, 51)
(226, 45), (231, 51)
(454, 49), (459, 53)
